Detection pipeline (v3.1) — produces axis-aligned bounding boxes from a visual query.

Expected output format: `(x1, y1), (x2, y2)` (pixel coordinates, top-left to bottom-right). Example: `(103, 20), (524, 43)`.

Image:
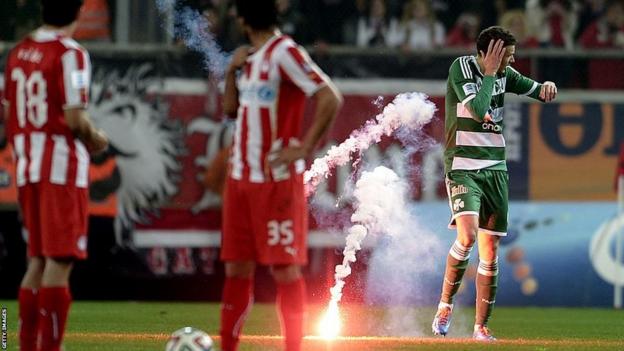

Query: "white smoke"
(311, 93), (445, 337)
(304, 92), (436, 194)
(365, 211), (444, 336)
(324, 166), (445, 337)
(155, 0), (230, 79)
(327, 166), (411, 309)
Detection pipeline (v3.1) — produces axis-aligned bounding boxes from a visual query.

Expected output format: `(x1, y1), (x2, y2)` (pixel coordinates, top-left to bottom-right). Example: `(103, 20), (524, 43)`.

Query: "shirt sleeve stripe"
(461, 94), (476, 106)
(61, 50), (81, 107)
(522, 82), (539, 96)
(460, 57), (472, 79)
(457, 59), (466, 79)
(459, 58), (469, 79)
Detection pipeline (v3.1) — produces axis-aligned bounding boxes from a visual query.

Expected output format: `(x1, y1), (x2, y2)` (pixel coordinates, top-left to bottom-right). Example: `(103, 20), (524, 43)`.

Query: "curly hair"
(476, 26), (517, 54)
(235, 0), (278, 30)
(41, 0), (83, 27)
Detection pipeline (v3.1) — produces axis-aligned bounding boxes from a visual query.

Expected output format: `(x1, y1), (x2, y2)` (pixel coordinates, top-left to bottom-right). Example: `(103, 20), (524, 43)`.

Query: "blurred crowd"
(1, 0), (624, 51)
(184, 0), (624, 51)
(0, 0), (112, 41)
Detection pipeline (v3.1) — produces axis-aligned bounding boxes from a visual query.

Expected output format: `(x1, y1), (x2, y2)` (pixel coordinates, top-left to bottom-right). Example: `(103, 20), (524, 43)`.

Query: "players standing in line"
(2, 1), (108, 350)
(218, 0), (342, 350)
(432, 26), (557, 341)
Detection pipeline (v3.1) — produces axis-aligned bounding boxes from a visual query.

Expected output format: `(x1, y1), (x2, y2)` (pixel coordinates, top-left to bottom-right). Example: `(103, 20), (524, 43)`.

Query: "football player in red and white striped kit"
(1, 1), (108, 350)
(219, 1), (342, 350)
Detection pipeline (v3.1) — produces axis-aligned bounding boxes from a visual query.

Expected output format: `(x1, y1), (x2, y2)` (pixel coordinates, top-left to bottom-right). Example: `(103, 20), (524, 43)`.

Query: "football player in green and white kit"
(431, 26), (557, 341)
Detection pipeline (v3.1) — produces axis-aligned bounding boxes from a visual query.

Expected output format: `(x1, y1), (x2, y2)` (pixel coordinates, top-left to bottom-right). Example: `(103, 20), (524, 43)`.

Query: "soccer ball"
(165, 327), (215, 351)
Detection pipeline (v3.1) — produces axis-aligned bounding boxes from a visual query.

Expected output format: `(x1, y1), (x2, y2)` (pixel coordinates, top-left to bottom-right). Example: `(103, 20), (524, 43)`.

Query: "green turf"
(1, 300), (623, 350)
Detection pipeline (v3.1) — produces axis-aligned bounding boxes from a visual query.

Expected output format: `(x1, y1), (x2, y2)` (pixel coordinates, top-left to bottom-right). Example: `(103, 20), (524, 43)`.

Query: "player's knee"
(459, 236), (476, 248)
(270, 264), (302, 283)
(27, 257), (46, 274)
(456, 231), (477, 248)
(48, 256), (75, 265)
(41, 257), (75, 286)
(225, 261), (255, 278)
(46, 257), (75, 274)
(455, 217), (478, 247)
(479, 248), (498, 262)
(22, 257), (46, 287)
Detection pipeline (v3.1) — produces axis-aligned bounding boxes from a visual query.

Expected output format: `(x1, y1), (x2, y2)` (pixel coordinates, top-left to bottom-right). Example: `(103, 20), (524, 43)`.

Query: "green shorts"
(445, 169), (509, 236)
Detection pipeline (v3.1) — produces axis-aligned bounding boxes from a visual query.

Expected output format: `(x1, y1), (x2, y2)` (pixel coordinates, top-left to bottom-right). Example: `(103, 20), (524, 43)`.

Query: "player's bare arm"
(64, 108), (108, 154)
(540, 81), (558, 102)
(223, 45), (251, 117)
(269, 82), (342, 166)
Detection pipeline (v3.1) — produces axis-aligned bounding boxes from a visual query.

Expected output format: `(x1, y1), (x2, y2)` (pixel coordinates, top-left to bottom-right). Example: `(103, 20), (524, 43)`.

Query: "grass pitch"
(1, 300), (622, 350)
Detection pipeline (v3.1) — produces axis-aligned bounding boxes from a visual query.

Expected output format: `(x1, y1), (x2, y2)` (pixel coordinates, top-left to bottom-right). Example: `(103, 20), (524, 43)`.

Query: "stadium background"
(0, 0), (623, 310)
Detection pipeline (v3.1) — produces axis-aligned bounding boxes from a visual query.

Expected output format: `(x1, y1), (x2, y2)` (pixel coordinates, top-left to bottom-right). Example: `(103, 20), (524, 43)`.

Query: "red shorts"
(221, 175), (308, 265)
(18, 183), (89, 259)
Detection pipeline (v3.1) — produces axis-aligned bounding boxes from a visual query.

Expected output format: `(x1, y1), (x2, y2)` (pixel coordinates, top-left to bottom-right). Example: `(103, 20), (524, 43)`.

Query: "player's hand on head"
(480, 39), (505, 76)
(228, 45), (252, 72)
(540, 81), (557, 102)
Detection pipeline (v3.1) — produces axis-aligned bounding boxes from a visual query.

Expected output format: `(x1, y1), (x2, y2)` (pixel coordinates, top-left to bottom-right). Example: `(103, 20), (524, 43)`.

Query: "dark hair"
(235, 0), (278, 30)
(41, 0), (83, 27)
(476, 26), (517, 54)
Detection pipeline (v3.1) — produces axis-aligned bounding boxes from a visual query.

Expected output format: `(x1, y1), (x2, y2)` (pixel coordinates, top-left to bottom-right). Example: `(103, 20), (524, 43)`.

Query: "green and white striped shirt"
(444, 55), (542, 173)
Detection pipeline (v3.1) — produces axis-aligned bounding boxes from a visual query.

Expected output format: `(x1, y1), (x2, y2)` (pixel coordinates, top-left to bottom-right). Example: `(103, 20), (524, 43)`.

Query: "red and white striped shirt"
(2, 28), (91, 188)
(230, 33), (328, 183)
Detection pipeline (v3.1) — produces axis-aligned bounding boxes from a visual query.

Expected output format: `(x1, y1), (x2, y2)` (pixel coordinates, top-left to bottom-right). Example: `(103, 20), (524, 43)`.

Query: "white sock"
(438, 301), (453, 311)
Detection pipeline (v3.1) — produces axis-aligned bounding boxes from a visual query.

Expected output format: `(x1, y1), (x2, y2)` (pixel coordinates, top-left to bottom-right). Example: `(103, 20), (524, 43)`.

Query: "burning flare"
(318, 301), (342, 339)
(317, 167), (410, 338)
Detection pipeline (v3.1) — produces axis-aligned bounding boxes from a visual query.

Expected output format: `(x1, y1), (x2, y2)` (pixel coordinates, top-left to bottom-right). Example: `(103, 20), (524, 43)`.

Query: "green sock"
(475, 257), (498, 326)
(440, 240), (473, 303)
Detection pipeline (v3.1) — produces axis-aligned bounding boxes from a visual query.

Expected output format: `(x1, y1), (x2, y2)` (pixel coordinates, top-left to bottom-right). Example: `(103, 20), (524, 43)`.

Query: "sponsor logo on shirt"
(240, 85), (277, 102)
(493, 77), (507, 95)
(257, 86), (276, 101)
(462, 83), (477, 96)
(71, 70), (89, 89)
(482, 122), (502, 132)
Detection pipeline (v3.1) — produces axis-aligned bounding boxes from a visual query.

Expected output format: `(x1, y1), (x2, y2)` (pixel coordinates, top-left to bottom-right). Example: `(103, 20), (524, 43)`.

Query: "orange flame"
(318, 302), (341, 339)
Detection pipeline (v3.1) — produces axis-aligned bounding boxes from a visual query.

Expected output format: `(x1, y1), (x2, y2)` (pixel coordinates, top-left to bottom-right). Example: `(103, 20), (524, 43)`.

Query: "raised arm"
(467, 39), (506, 122)
(449, 40), (505, 123)
(222, 46), (251, 117)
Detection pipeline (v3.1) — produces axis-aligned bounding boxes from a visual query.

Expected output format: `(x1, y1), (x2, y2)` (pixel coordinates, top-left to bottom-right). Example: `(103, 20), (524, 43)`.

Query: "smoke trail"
(321, 163), (444, 337)
(327, 166), (410, 312)
(155, 0), (230, 79)
(365, 207), (444, 336)
(304, 92), (436, 195)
